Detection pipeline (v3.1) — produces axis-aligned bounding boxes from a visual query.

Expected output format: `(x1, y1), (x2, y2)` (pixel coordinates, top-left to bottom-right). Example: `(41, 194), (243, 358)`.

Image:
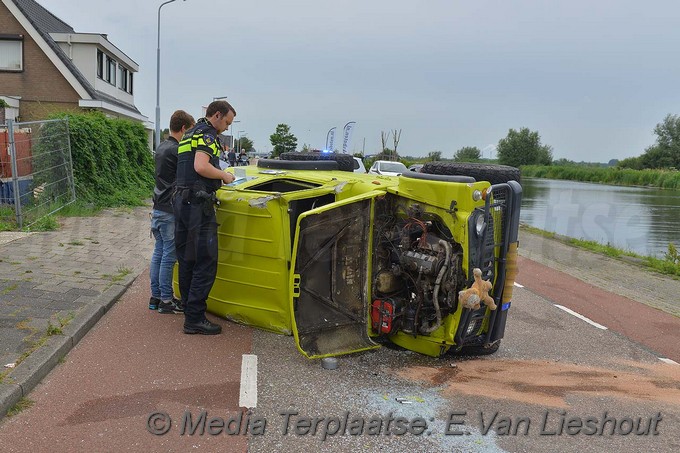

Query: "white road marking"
(514, 282), (524, 288)
(554, 304), (608, 330)
(659, 358), (679, 365)
(239, 354), (258, 408)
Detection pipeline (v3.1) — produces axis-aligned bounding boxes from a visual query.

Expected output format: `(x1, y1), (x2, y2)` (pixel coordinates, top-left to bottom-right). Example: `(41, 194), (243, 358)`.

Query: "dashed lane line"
(554, 304), (608, 330)
(239, 354), (258, 408)
(514, 282), (524, 288)
(659, 358), (679, 365)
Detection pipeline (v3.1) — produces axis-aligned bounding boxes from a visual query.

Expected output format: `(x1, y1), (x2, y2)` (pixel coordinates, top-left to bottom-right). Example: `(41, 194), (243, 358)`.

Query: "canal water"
(520, 178), (680, 258)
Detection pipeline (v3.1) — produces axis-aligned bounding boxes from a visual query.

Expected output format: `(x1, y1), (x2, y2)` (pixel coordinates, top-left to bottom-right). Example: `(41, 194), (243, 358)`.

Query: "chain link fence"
(1, 118), (76, 229)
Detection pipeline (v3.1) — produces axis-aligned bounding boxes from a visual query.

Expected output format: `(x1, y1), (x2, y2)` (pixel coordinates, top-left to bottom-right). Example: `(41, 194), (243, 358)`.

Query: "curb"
(0, 275), (138, 419)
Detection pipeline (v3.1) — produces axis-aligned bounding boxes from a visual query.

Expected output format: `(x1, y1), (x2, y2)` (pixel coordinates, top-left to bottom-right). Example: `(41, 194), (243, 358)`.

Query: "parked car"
(353, 156), (367, 173)
(174, 157), (522, 359)
(368, 160), (408, 176)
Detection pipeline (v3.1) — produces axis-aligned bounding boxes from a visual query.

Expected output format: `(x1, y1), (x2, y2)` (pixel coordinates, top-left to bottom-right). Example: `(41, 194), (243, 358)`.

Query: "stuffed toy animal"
(458, 268), (497, 310)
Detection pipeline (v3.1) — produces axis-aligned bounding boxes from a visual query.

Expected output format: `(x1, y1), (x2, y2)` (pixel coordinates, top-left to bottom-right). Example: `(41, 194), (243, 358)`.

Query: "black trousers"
(174, 194), (219, 324)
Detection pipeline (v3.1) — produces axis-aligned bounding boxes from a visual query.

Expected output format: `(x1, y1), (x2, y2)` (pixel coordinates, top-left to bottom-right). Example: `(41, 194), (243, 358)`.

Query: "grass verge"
(6, 397), (34, 417)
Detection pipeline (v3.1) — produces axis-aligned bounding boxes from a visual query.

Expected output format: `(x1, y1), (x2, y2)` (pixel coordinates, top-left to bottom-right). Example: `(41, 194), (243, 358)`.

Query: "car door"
(290, 193), (381, 358)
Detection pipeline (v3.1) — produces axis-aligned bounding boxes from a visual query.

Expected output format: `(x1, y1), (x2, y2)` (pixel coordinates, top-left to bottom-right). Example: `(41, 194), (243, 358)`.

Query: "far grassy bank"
(521, 165), (680, 189)
(520, 224), (680, 277)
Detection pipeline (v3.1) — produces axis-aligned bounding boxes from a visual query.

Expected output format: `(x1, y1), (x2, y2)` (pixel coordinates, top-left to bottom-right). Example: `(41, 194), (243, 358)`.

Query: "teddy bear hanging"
(458, 268), (497, 310)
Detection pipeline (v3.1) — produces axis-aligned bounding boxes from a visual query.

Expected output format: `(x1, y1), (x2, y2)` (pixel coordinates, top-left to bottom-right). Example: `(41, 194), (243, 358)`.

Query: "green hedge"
(49, 112), (154, 206)
(520, 165), (680, 189)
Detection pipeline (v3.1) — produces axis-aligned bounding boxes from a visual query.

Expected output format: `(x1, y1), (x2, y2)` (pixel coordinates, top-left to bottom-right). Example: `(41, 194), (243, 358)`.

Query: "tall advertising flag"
(326, 127), (337, 152)
(342, 121), (356, 154)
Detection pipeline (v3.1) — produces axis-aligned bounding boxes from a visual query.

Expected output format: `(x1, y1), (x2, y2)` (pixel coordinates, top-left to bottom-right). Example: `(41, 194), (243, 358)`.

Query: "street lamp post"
(237, 130), (246, 154)
(230, 120), (240, 150)
(155, 0), (185, 151)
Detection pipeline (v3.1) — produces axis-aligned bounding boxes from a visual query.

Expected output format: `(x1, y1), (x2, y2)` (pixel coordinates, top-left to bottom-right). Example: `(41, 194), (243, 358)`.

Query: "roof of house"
(14, 0), (74, 33)
(10, 0), (142, 116)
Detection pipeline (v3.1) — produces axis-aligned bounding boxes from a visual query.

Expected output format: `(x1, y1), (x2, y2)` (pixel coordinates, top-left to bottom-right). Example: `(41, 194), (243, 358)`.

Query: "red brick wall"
(0, 1), (81, 121)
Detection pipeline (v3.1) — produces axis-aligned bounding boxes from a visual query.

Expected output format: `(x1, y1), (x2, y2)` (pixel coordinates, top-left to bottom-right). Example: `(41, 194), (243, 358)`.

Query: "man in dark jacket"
(227, 148), (236, 167)
(149, 110), (195, 312)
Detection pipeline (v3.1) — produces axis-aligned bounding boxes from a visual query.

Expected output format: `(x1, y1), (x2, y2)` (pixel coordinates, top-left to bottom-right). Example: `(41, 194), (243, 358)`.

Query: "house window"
(118, 66), (128, 91)
(0, 35), (23, 71)
(106, 56), (116, 85)
(96, 50), (103, 78)
(128, 73), (133, 94)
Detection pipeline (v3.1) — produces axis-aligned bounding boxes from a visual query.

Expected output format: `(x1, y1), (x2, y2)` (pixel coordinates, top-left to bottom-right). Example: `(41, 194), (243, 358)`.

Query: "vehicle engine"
(371, 203), (465, 337)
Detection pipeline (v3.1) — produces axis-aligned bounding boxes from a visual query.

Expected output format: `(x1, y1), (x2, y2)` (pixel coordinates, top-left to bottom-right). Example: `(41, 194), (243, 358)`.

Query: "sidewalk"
(0, 205), (153, 417)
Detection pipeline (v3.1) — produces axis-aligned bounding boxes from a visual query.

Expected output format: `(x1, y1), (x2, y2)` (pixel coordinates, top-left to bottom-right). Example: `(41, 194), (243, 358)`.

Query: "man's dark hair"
(169, 110), (195, 133)
(206, 100), (236, 117)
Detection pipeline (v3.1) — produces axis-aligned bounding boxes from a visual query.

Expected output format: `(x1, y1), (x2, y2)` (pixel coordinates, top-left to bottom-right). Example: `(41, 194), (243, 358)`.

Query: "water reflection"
(520, 178), (680, 257)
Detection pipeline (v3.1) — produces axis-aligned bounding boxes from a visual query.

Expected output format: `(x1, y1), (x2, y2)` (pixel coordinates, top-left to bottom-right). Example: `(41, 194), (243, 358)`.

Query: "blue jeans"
(150, 209), (176, 301)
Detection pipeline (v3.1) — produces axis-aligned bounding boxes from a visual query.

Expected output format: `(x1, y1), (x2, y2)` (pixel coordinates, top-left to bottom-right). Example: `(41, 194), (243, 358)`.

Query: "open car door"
(291, 194), (380, 358)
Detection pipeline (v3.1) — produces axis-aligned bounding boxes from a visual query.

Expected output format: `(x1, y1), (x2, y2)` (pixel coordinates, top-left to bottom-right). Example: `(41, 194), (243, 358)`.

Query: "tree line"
(441, 114), (680, 170)
(266, 113), (680, 171)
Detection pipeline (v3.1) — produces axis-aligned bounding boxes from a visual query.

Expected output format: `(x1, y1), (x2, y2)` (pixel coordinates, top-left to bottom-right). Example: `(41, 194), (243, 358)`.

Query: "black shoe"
(158, 298), (184, 314)
(149, 297), (160, 310)
(184, 319), (222, 335)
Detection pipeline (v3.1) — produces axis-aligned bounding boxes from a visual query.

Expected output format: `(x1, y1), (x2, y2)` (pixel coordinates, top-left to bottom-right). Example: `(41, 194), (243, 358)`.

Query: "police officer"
(175, 100), (236, 335)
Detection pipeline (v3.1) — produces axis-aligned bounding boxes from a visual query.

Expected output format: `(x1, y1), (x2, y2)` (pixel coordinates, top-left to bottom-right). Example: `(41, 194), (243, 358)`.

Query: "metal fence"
(0, 118), (76, 229)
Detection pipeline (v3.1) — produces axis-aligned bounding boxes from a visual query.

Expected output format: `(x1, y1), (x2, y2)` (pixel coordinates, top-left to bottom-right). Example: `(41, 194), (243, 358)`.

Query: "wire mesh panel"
(0, 119), (75, 229)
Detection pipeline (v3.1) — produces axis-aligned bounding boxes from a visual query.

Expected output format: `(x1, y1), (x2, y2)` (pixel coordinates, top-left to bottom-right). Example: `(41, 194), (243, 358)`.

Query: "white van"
(353, 157), (367, 173)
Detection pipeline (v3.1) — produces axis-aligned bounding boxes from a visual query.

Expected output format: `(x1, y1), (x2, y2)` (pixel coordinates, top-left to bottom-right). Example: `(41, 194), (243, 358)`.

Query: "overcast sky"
(34, 0), (680, 161)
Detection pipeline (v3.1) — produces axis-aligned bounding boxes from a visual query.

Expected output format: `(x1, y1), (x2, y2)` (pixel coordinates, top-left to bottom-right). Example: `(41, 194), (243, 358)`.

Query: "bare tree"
(381, 131), (390, 156)
(392, 129), (402, 160)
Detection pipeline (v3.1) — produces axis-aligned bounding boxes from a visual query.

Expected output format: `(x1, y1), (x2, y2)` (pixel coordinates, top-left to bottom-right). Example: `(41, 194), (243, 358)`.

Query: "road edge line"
(239, 354), (258, 408)
(554, 304), (608, 330)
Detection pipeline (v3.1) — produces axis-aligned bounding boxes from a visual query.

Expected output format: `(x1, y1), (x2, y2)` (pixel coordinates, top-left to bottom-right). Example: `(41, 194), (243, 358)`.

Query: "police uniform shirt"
(176, 118), (223, 193)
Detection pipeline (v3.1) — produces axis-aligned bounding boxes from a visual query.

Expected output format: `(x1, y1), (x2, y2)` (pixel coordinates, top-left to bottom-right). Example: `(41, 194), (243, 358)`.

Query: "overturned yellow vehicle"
(180, 156), (522, 359)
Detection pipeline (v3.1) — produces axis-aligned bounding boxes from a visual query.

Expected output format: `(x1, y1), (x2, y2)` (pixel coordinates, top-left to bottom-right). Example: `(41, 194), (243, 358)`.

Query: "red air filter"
(371, 299), (397, 335)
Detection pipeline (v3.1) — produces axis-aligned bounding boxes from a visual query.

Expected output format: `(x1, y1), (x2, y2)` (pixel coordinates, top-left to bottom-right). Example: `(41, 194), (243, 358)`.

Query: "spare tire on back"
(257, 159), (339, 171)
(279, 152), (355, 172)
(401, 170), (476, 183)
(421, 162), (521, 185)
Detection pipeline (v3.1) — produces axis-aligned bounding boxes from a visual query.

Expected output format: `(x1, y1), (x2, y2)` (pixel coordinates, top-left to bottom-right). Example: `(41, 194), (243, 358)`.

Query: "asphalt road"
(0, 260), (678, 452)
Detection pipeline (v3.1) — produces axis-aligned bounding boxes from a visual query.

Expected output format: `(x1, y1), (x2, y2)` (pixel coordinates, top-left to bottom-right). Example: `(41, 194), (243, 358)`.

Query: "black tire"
(421, 162), (520, 185)
(401, 170), (476, 183)
(452, 340), (501, 357)
(257, 159), (339, 171)
(279, 152), (355, 172)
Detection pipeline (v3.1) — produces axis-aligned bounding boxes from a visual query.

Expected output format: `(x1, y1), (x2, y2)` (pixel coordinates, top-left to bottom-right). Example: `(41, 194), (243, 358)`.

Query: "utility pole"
(155, 0), (186, 150)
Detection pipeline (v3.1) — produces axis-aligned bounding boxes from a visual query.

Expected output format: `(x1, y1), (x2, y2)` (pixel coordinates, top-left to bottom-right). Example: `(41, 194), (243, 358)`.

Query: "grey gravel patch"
(250, 330), (506, 453)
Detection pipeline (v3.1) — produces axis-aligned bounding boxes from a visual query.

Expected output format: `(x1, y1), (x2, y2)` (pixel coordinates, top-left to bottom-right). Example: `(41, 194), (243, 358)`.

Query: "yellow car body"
(175, 159), (522, 358)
